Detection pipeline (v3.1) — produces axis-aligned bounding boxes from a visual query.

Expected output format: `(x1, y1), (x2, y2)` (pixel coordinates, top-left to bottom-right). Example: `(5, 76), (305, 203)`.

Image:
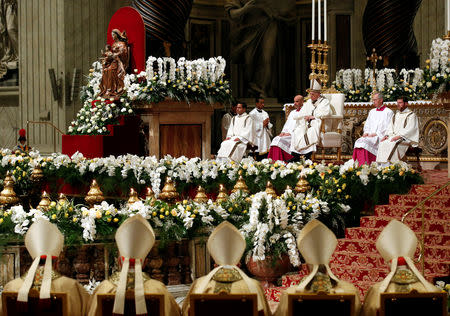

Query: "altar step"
(265, 172), (450, 308)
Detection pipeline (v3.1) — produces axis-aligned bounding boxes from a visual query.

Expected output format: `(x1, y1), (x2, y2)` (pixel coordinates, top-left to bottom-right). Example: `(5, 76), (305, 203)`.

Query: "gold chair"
(287, 292), (355, 316)
(2, 290), (68, 316)
(189, 293), (258, 316)
(314, 92), (345, 162)
(380, 291), (446, 316)
(96, 292), (164, 316)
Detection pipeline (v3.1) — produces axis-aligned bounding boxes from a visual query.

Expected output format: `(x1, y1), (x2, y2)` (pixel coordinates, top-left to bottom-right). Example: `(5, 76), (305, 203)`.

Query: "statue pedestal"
(135, 100), (223, 159)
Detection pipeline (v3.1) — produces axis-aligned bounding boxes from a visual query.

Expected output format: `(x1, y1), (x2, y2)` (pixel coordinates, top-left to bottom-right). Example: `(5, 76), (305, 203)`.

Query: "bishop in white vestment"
(217, 102), (256, 162)
(361, 220), (439, 316)
(249, 97), (272, 158)
(352, 92), (394, 166)
(376, 97), (419, 163)
(292, 80), (331, 155)
(268, 95), (304, 162)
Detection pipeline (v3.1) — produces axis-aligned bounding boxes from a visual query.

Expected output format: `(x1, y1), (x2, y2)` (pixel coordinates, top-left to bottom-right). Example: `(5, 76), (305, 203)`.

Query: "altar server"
(274, 219), (361, 316)
(217, 102), (256, 162)
(268, 95), (304, 162)
(292, 79), (331, 158)
(2, 219), (89, 316)
(376, 96), (419, 164)
(352, 92), (393, 166)
(361, 220), (439, 316)
(182, 221), (271, 316)
(249, 97), (272, 160)
(87, 215), (180, 316)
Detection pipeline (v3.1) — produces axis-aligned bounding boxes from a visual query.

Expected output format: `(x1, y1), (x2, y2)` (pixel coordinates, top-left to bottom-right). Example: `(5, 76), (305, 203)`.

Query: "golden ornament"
(231, 172), (249, 194)
(145, 186), (156, 203)
(127, 188), (140, 204)
(194, 185), (208, 203)
(265, 181), (277, 198)
(85, 179), (104, 206)
(37, 191), (51, 211)
(159, 177), (179, 202)
(216, 184), (229, 203)
(30, 165), (44, 183)
(0, 173), (19, 206)
(58, 193), (68, 205)
(295, 175), (310, 193)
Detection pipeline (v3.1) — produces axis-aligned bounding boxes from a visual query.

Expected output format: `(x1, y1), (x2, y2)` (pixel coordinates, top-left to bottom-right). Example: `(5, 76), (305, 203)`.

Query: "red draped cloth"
(352, 148), (376, 166)
(268, 146), (293, 162)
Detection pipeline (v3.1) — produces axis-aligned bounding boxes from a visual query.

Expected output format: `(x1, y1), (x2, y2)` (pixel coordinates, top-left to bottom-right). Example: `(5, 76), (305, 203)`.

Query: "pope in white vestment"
(249, 98), (272, 157)
(182, 221), (271, 316)
(2, 219), (89, 316)
(361, 220), (439, 316)
(268, 95), (304, 162)
(292, 80), (331, 155)
(217, 102), (256, 162)
(376, 98), (419, 163)
(352, 93), (394, 166)
(274, 220), (361, 316)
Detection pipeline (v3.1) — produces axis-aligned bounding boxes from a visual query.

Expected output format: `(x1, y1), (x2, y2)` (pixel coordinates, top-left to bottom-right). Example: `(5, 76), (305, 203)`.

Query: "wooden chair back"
(287, 292), (355, 316)
(189, 293), (258, 316)
(380, 292), (447, 316)
(2, 290), (68, 316)
(96, 292), (164, 316)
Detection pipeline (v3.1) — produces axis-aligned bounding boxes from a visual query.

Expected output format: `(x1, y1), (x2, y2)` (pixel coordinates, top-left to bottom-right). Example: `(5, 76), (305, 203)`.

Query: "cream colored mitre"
(113, 214), (155, 315)
(207, 221), (246, 266)
(295, 219), (339, 290)
(310, 79), (322, 92)
(375, 219), (437, 292)
(18, 218), (64, 302)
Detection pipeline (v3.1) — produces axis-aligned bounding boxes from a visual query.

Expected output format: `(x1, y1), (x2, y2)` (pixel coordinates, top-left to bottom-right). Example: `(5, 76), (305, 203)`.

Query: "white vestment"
(217, 113), (255, 162)
(354, 106), (394, 155)
(376, 108), (419, 163)
(221, 112), (233, 140)
(270, 108), (301, 154)
(249, 108), (272, 154)
(292, 97), (331, 154)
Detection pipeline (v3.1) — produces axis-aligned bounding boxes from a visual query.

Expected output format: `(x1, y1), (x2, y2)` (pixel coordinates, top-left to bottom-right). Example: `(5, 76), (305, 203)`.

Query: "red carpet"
(264, 170), (450, 309)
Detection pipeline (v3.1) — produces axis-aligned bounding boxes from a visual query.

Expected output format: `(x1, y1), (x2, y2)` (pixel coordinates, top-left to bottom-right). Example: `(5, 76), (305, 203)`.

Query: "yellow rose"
(113, 218), (119, 222)
(0, 218), (3, 224)
(73, 217), (78, 222)
(165, 211), (169, 216)
(186, 205), (191, 211)
(183, 200), (188, 205)
(105, 210), (111, 216)
(50, 201), (56, 207)
(171, 209), (177, 216)
(337, 189), (342, 193)
(107, 218), (111, 222)
(51, 214), (57, 220)
(64, 213), (68, 218)
(190, 214), (196, 218)
(356, 171), (361, 176)
(22, 171), (26, 177)
(96, 211), (102, 219)
(399, 171), (404, 176)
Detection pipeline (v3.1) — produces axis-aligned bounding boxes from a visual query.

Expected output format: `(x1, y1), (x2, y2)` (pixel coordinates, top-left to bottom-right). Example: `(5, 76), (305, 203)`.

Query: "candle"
(318, 0), (321, 41)
(324, 0), (327, 41)
(312, 0), (315, 40)
(448, 0), (450, 31)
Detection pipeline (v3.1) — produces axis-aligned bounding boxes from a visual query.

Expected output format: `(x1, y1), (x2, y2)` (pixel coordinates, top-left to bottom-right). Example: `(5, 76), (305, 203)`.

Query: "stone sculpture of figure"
(0, 0), (18, 79)
(99, 29), (129, 100)
(225, 0), (295, 97)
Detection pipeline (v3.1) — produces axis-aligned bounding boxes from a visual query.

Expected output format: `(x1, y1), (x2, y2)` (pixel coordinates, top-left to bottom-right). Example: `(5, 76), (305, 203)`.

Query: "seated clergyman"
(376, 96), (419, 164)
(2, 219), (89, 316)
(274, 219), (361, 316)
(217, 102), (256, 162)
(291, 79), (331, 160)
(182, 221), (271, 316)
(361, 220), (439, 316)
(87, 215), (180, 316)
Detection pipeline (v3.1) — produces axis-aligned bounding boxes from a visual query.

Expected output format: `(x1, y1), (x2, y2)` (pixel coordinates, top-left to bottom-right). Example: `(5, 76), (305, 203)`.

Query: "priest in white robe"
(292, 79), (331, 157)
(249, 97), (272, 160)
(182, 221), (271, 316)
(361, 220), (439, 316)
(376, 97), (419, 164)
(352, 92), (394, 166)
(268, 95), (304, 162)
(217, 102), (256, 162)
(274, 220), (361, 316)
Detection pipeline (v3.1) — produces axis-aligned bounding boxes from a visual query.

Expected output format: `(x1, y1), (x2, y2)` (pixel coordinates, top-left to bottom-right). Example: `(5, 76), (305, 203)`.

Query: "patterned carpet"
(264, 169), (450, 312)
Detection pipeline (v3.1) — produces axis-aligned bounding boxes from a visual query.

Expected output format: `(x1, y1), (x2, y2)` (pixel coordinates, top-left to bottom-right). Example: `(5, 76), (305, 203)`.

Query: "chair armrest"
(320, 115), (343, 120)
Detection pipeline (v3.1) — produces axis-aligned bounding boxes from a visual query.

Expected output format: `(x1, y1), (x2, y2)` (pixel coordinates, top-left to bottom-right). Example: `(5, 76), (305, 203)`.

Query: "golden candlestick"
(85, 179), (104, 206)
(159, 177), (179, 202)
(367, 48), (382, 92)
(295, 175), (311, 193)
(321, 41), (329, 87)
(216, 184), (229, 203)
(127, 188), (140, 205)
(265, 181), (277, 198)
(145, 186), (156, 203)
(194, 185), (208, 203)
(231, 171), (249, 195)
(30, 165), (44, 183)
(308, 41), (318, 81)
(58, 193), (68, 205)
(0, 173), (19, 206)
(37, 191), (51, 211)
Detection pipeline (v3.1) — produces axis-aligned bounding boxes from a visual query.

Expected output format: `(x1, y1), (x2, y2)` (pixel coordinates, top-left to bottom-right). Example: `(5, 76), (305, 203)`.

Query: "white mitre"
(113, 214), (155, 315)
(18, 219), (64, 302)
(309, 79), (322, 92)
(375, 219), (436, 292)
(195, 221), (263, 310)
(295, 219), (339, 290)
